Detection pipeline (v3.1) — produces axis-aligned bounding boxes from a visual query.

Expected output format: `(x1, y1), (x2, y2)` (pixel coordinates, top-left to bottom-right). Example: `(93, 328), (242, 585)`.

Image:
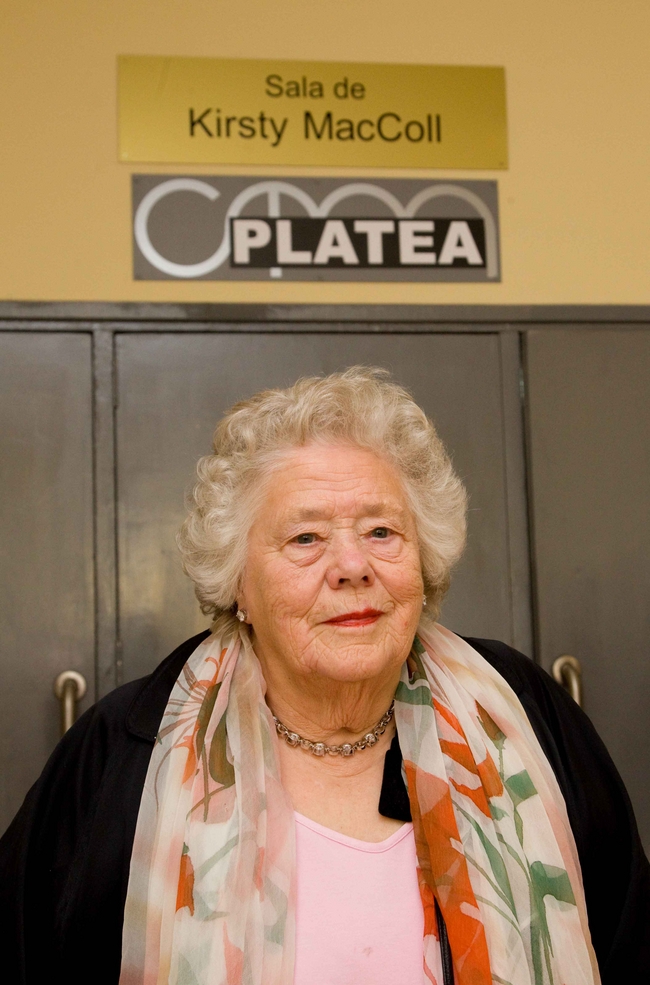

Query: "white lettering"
(438, 221), (483, 265)
(232, 219), (272, 264)
(398, 220), (436, 265)
(353, 220), (395, 264)
(276, 219), (312, 264)
(313, 219), (359, 265)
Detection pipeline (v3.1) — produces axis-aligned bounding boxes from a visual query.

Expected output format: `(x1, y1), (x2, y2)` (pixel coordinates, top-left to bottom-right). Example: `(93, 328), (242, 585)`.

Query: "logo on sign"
(132, 176), (500, 282)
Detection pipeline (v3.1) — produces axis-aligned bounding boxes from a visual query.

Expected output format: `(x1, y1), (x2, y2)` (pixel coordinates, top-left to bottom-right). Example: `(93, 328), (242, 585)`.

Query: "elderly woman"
(1, 369), (648, 985)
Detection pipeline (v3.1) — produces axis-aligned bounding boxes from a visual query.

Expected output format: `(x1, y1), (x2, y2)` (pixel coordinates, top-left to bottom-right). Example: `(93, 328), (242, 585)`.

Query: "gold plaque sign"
(118, 56), (507, 169)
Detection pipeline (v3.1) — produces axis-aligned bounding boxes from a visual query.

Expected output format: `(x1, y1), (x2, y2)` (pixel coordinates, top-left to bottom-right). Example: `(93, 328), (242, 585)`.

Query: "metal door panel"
(526, 329), (650, 849)
(0, 333), (94, 832)
(116, 331), (529, 684)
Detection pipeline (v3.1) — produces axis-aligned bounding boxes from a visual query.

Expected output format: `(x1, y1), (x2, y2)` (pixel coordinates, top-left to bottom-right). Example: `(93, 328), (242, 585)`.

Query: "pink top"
(294, 812), (437, 985)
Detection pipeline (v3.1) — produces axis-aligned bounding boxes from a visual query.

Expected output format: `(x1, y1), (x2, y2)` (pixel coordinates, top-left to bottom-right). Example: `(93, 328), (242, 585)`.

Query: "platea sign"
(132, 176), (500, 282)
(119, 57), (507, 170)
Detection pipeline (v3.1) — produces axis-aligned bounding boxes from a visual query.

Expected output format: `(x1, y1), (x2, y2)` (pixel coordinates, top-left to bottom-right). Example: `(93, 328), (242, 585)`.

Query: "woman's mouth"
(324, 608), (383, 627)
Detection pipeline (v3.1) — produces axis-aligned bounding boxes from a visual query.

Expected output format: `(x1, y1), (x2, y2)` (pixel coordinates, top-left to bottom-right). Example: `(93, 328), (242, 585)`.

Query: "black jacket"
(1, 633), (649, 984)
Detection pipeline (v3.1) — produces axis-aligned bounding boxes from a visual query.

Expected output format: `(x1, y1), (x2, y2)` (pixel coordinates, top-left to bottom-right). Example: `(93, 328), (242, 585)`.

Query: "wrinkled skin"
(239, 442), (424, 740)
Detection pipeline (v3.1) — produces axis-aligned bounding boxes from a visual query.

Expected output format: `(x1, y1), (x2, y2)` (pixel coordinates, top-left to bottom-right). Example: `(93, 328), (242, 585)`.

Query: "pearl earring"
(422, 595), (427, 607)
(236, 608), (248, 622)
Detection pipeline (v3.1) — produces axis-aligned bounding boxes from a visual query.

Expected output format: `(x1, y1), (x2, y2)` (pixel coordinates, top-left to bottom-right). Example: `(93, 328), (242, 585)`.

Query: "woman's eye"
(293, 532), (317, 545)
(371, 527), (391, 539)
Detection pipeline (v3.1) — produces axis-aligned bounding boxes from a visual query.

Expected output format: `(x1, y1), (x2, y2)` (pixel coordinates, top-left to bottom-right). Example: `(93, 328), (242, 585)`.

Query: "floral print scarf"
(120, 622), (599, 985)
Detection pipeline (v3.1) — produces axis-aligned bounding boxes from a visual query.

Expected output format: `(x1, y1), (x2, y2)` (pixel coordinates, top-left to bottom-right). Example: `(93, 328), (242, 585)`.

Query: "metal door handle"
(54, 670), (87, 736)
(552, 655), (582, 707)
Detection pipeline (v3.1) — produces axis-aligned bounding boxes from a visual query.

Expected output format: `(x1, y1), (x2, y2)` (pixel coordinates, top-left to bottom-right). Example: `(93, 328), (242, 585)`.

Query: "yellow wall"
(2, 0), (649, 305)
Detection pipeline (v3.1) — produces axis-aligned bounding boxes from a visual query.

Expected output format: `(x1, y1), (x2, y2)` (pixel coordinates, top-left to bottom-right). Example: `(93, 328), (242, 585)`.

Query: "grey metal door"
(0, 324), (531, 835)
(3, 318), (647, 859)
(115, 331), (532, 684)
(525, 329), (650, 851)
(0, 333), (95, 832)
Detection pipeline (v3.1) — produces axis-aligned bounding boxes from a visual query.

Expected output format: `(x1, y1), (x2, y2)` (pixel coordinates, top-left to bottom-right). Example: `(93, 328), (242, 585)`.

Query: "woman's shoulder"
(104, 628), (212, 741)
(1, 629), (211, 858)
(462, 634), (632, 824)
(463, 635), (650, 978)
(462, 634), (607, 751)
(0, 629), (214, 984)
(461, 635), (559, 699)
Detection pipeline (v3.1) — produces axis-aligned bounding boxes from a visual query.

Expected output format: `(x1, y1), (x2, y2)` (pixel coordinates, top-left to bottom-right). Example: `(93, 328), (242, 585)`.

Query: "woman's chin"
(305, 644), (403, 684)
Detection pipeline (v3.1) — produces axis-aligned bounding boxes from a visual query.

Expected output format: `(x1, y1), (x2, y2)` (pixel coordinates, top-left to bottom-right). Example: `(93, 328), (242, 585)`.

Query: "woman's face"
(240, 443), (424, 685)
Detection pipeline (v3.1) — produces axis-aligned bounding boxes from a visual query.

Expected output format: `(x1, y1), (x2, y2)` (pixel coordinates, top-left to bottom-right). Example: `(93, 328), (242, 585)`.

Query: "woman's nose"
(325, 537), (375, 589)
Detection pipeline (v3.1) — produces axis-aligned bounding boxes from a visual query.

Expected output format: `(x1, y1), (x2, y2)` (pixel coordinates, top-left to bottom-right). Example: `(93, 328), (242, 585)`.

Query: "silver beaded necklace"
(272, 700), (395, 758)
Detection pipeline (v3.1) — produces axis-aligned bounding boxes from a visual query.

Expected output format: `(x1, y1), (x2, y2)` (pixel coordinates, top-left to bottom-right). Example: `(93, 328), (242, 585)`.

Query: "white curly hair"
(178, 367), (467, 623)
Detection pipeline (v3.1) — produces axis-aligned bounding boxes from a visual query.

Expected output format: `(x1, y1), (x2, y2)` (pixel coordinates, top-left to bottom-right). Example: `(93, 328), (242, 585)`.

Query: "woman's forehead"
(269, 440), (398, 479)
(257, 445), (412, 527)
(258, 449), (410, 524)
(276, 499), (410, 526)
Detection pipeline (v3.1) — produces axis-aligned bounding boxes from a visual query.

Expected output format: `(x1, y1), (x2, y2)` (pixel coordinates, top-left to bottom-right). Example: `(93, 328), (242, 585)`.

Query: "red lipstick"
(325, 608), (383, 627)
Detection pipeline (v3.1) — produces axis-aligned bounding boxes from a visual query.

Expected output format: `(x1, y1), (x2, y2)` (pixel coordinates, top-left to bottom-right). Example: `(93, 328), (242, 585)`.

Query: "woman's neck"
(250, 634), (405, 840)
(258, 651), (401, 745)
